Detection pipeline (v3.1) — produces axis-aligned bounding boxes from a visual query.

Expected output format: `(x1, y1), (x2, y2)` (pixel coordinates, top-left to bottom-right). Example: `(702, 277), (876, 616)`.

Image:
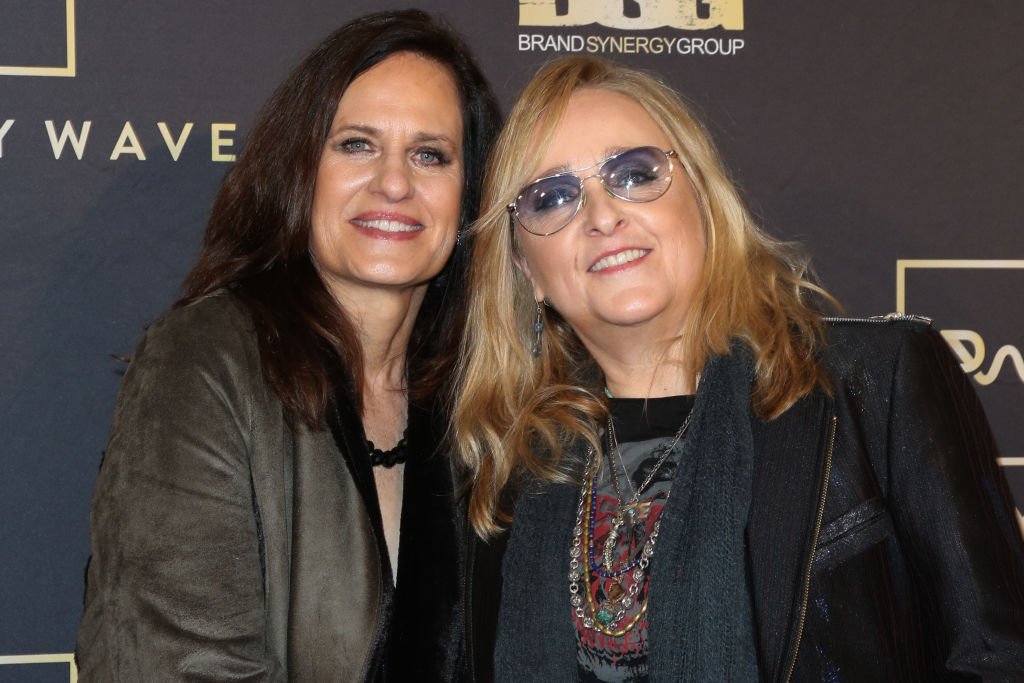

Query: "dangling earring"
(532, 300), (544, 358)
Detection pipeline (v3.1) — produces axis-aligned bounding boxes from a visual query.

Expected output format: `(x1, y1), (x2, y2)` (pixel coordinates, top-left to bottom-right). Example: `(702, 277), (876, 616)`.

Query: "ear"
(512, 253), (546, 302)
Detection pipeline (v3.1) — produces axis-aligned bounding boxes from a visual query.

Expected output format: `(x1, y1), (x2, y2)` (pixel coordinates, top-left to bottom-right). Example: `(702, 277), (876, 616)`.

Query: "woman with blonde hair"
(456, 55), (1024, 681)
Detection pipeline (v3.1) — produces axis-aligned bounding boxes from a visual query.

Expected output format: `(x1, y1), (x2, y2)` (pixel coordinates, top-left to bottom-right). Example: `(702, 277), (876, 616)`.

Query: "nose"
(367, 152), (414, 201)
(578, 175), (624, 236)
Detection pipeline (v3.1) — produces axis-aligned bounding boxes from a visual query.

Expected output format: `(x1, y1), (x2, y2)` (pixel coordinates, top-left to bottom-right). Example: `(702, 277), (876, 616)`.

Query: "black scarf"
(494, 347), (759, 681)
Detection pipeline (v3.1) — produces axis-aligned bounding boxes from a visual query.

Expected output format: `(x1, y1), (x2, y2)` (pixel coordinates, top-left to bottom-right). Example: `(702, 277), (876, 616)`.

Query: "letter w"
(45, 120), (92, 159)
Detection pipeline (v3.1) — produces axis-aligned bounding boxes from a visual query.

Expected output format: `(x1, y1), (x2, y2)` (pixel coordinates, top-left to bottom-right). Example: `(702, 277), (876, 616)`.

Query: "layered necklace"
(569, 409), (693, 636)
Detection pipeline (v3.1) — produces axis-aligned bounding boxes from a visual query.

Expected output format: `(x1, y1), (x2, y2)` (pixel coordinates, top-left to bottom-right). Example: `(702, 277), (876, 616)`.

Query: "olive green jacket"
(76, 292), (464, 681)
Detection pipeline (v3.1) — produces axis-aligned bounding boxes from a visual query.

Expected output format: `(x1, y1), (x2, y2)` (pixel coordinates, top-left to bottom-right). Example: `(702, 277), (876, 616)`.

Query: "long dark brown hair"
(178, 10), (500, 429)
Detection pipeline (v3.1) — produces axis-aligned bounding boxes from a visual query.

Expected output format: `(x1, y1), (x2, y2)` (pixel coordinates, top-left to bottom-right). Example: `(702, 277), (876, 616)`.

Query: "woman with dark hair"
(456, 56), (1024, 681)
(76, 10), (499, 680)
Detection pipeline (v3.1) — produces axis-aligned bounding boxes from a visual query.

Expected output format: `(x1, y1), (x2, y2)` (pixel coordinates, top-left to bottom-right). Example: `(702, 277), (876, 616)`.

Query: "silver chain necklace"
(568, 408), (693, 635)
(601, 412), (691, 571)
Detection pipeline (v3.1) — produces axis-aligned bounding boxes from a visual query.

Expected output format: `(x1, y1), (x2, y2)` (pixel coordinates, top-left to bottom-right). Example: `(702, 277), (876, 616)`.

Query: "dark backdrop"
(1, 2), (1021, 679)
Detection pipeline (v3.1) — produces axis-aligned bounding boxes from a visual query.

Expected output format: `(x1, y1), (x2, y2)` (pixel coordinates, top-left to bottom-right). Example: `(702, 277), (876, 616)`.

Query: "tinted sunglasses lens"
(514, 175), (582, 235)
(602, 147), (672, 202)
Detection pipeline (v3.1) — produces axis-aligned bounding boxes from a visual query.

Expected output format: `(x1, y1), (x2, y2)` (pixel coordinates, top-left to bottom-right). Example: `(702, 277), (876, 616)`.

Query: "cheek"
(522, 244), (570, 301)
(308, 222), (337, 268)
(312, 163), (363, 211)
(310, 191), (337, 231)
(662, 200), (706, 266)
(421, 172), (463, 217)
(440, 181), (464, 227)
(688, 222), (708, 271)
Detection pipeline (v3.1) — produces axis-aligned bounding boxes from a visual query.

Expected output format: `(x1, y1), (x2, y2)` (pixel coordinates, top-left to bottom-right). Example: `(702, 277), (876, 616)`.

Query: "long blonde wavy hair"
(453, 56), (837, 538)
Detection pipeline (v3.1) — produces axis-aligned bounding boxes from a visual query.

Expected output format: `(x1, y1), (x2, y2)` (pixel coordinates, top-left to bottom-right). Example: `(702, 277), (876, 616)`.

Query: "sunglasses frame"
(507, 147), (677, 236)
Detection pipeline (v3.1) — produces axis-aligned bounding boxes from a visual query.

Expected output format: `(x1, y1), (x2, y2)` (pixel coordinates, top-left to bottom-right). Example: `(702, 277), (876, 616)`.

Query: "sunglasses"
(507, 146), (677, 236)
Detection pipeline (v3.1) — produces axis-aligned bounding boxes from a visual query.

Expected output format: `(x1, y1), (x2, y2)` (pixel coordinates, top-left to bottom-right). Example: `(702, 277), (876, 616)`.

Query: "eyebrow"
(532, 145), (631, 180)
(329, 123), (458, 148)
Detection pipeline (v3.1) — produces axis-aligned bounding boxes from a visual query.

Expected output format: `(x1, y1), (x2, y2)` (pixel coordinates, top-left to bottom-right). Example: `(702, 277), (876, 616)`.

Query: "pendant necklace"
(568, 408), (692, 636)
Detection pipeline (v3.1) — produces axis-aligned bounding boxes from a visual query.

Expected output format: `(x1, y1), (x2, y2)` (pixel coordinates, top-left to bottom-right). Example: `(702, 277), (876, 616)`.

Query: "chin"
(362, 262), (427, 284)
(606, 298), (666, 322)
(602, 298), (691, 334)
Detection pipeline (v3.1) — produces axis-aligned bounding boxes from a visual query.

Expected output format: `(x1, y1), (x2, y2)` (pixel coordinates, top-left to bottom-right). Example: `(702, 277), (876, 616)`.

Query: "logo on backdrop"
(941, 329), (1024, 387)
(0, 2), (238, 163)
(520, 0), (743, 30)
(517, 0), (745, 56)
(0, 120), (239, 162)
(0, 1), (77, 77)
(896, 259), (1024, 464)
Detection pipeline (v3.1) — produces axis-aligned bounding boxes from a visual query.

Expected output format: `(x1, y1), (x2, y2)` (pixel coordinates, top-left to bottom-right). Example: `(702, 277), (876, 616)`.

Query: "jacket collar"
(325, 378), (465, 679)
(326, 376), (387, 561)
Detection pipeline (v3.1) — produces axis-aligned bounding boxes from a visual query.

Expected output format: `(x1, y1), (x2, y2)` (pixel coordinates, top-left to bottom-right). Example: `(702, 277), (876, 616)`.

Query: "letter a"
(110, 121), (147, 160)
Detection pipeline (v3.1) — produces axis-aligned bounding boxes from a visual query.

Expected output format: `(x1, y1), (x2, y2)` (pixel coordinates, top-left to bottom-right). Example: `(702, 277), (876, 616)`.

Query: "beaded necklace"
(367, 428), (408, 467)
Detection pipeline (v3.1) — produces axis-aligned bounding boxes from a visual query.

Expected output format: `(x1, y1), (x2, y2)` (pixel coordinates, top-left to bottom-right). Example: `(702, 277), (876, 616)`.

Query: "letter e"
(211, 123), (236, 162)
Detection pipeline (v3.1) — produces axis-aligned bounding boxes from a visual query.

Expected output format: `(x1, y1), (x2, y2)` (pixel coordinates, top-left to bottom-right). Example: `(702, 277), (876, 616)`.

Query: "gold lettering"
(157, 122), (194, 161)
(45, 120), (92, 160)
(0, 119), (13, 157)
(941, 329), (985, 373)
(974, 345), (1024, 385)
(942, 329), (1024, 385)
(519, 0), (743, 30)
(211, 122), (236, 162)
(110, 121), (146, 160)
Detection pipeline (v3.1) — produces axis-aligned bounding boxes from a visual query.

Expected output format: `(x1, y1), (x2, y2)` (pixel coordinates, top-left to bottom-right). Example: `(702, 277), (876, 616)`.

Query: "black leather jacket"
(466, 317), (1024, 681)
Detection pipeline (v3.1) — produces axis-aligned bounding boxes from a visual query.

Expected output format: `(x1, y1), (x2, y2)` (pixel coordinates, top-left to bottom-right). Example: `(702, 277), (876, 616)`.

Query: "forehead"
(332, 52), (463, 136)
(531, 88), (670, 176)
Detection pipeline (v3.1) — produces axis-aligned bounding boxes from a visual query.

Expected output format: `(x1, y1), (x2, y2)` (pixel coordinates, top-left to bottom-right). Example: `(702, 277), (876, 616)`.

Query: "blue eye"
(609, 166), (659, 190)
(511, 147), (675, 235)
(524, 177), (581, 213)
(604, 150), (662, 190)
(338, 138), (371, 154)
(416, 148), (451, 167)
(625, 164), (659, 184)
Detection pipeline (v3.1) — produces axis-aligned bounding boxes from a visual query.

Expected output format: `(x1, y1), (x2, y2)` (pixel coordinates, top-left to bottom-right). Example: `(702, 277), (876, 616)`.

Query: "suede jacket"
(76, 291), (465, 681)
(467, 317), (1024, 682)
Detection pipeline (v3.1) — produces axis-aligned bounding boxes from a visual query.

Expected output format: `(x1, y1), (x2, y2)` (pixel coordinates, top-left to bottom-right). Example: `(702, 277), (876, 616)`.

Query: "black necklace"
(367, 429), (408, 468)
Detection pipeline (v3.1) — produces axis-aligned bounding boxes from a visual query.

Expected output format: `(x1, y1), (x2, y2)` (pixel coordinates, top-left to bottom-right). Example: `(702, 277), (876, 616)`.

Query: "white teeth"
(590, 249), (648, 272)
(355, 219), (421, 233)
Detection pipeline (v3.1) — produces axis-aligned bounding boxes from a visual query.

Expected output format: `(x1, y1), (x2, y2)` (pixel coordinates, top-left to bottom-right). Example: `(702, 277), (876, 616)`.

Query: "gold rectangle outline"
(0, 653), (77, 682)
(896, 259), (1024, 312)
(0, 0), (76, 77)
(896, 259), (1024, 466)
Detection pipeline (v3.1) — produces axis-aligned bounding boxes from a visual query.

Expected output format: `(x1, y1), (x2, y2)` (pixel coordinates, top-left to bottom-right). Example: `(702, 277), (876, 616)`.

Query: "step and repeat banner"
(1, 2), (1021, 680)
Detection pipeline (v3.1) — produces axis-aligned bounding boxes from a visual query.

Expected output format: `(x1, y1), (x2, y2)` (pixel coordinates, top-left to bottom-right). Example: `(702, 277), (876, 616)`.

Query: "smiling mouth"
(589, 248), (650, 272)
(353, 218), (423, 233)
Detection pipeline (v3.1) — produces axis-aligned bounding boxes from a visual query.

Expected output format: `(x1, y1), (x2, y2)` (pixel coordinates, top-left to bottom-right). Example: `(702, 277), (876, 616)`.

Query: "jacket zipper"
(822, 313), (933, 325)
(783, 413), (837, 683)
